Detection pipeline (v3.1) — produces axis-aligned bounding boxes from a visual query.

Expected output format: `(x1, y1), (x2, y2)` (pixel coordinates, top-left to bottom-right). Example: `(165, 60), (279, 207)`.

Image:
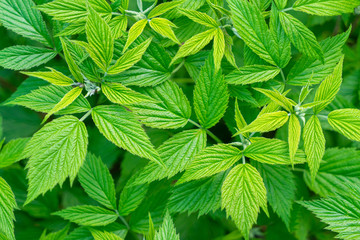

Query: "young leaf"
(22, 68), (74, 86)
(123, 19), (147, 53)
(133, 129), (207, 185)
(60, 38), (83, 83)
(53, 205), (117, 226)
(225, 65), (281, 85)
(274, 0), (288, 9)
(178, 144), (242, 184)
(91, 105), (162, 165)
(328, 109), (360, 142)
(171, 28), (217, 64)
(313, 57), (343, 114)
(102, 82), (154, 105)
(300, 194), (360, 240)
(91, 230), (122, 240)
(42, 87), (83, 123)
(244, 138), (306, 165)
(288, 114), (301, 166)
(148, 1), (184, 18)
(213, 28), (225, 71)
(293, 0), (360, 16)
(0, 138), (29, 168)
(24, 116), (88, 204)
(85, 7), (114, 72)
(8, 85), (91, 115)
(128, 81), (191, 129)
(239, 111), (289, 134)
(149, 18), (180, 44)
(228, 0), (279, 66)
(0, 177), (17, 240)
(108, 38), (152, 75)
(0, 0), (52, 46)
(255, 88), (295, 112)
(168, 171), (226, 217)
(179, 9), (218, 28)
(254, 162), (295, 229)
(78, 153), (117, 210)
(234, 99), (248, 137)
(279, 12), (324, 62)
(109, 15), (128, 39)
(194, 55), (229, 129)
(221, 164), (268, 240)
(0, 46), (56, 71)
(154, 211), (180, 240)
(303, 115), (325, 181)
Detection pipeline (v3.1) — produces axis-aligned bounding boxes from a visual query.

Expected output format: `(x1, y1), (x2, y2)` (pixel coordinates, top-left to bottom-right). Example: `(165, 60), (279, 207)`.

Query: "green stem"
(292, 168), (305, 172)
(280, 69), (286, 85)
(171, 60), (185, 75)
(79, 109), (92, 122)
(116, 210), (130, 229)
(282, 7), (293, 12)
(188, 119), (223, 143)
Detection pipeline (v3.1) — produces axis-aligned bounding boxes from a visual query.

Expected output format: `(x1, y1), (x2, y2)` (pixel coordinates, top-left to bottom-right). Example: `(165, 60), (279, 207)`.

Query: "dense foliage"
(0, 0), (360, 239)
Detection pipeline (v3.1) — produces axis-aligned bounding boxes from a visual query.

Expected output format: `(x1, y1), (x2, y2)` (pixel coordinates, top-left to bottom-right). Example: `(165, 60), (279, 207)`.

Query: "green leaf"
(303, 115), (325, 181)
(8, 84), (91, 115)
(300, 194), (360, 240)
(133, 129), (207, 185)
(304, 147), (360, 197)
(225, 65), (281, 85)
(0, 46), (56, 71)
(102, 82), (154, 105)
(179, 9), (218, 28)
(106, 37), (173, 86)
(213, 28), (225, 71)
(270, 5), (291, 68)
(42, 87), (83, 123)
(37, 0), (111, 23)
(168, 171), (226, 216)
(279, 12), (324, 62)
(221, 163), (268, 240)
(0, 138), (29, 168)
(255, 88), (295, 112)
(194, 55), (229, 129)
(0, 177), (17, 240)
(244, 138), (306, 165)
(328, 109), (360, 142)
(22, 68), (74, 86)
(91, 105), (162, 165)
(86, 7), (114, 72)
(149, 18), (180, 45)
(254, 162), (295, 228)
(123, 19), (147, 53)
(171, 28), (217, 64)
(274, 0), (288, 9)
(288, 114), (301, 166)
(91, 230), (122, 240)
(293, 0), (360, 16)
(287, 28), (350, 85)
(148, 1), (183, 18)
(24, 116), (88, 204)
(78, 153), (117, 210)
(53, 205), (117, 227)
(228, 0), (279, 66)
(60, 38), (83, 83)
(234, 99), (248, 137)
(0, 0), (52, 46)
(313, 57), (343, 114)
(39, 225), (69, 240)
(154, 211), (180, 240)
(128, 81), (191, 129)
(108, 38), (152, 75)
(118, 177), (148, 216)
(239, 111), (289, 134)
(109, 15), (128, 39)
(178, 144), (242, 184)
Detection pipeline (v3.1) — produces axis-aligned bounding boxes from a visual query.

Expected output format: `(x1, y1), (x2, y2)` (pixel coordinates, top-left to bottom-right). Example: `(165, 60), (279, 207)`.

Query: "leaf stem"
(188, 119), (223, 143)
(79, 109), (92, 122)
(282, 7), (293, 12)
(171, 60), (185, 75)
(280, 69), (286, 85)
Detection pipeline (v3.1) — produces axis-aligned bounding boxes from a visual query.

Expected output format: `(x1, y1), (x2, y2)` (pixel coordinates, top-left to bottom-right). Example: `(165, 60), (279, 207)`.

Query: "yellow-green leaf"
(239, 111), (289, 134)
(328, 109), (360, 142)
(288, 114), (301, 166)
(123, 19), (147, 53)
(213, 28), (225, 71)
(148, 1), (183, 18)
(22, 67), (74, 86)
(149, 18), (180, 44)
(179, 9), (218, 28)
(60, 37), (83, 83)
